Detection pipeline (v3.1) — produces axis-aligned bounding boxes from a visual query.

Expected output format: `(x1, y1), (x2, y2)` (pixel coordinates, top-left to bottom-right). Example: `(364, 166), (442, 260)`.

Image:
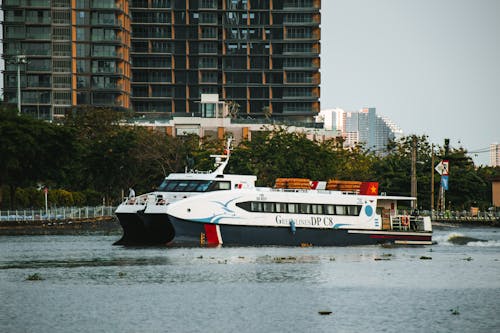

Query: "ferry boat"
(163, 182), (432, 246)
(114, 139), (256, 245)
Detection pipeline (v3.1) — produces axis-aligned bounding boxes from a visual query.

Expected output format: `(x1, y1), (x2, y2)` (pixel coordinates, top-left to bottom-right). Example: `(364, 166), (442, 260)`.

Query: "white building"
(491, 143), (500, 167)
(318, 107), (403, 152)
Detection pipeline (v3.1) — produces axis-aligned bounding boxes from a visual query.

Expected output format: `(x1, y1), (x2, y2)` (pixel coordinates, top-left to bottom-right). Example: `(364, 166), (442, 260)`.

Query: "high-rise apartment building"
(491, 143), (500, 167)
(129, 0), (321, 118)
(318, 107), (403, 152)
(2, 0), (320, 121)
(2, 0), (131, 119)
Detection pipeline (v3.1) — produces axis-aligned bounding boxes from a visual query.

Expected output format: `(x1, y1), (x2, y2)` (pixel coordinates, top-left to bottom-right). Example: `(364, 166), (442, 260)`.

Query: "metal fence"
(0, 206), (117, 222)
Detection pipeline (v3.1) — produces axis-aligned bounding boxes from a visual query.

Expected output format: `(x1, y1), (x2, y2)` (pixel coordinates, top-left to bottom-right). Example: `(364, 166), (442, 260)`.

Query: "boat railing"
(122, 194), (149, 205)
(266, 188), (360, 195)
(391, 215), (426, 231)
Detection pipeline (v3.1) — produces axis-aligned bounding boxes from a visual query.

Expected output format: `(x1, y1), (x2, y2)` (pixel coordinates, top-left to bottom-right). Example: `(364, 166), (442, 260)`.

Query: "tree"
(0, 104), (77, 208)
(227, 101), (240, 119)
(228, 127), (376, 186)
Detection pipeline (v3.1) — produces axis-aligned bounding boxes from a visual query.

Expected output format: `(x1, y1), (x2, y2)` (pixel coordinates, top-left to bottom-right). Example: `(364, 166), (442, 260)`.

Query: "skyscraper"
(491, 143), (500, 167)
(2, 0), (321, 121)
(129, 0), (321, 119)
(2, 0), (131, 119)
(318, 107), (403, 152)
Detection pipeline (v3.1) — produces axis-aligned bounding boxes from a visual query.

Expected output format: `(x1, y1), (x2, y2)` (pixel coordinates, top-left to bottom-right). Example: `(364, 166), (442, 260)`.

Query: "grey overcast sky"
(320, 0), (500, 165)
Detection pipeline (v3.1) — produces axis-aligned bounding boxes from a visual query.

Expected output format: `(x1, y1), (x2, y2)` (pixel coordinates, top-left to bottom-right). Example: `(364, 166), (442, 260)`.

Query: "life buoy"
(401, 216), (410, 227)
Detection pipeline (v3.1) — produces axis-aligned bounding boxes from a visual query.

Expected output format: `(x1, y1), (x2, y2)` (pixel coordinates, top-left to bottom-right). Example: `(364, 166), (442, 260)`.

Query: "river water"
(1, 225), (499, 333)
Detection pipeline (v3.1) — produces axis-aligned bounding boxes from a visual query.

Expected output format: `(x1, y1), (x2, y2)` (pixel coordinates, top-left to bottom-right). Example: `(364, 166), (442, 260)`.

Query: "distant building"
(317, 107), (403, 152)
(493, 177), (500, 208)
(490, 143), (500, 167)
(127, 94), (335, 144)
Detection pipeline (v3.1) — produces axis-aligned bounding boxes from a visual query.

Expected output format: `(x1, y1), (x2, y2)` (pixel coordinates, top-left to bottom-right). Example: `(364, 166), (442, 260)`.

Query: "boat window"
(195, 181), (212, 192)
(263, 202), (274, 212)
(235, 201), (361, 216)
(157, 180), (178, 191)
(157, 180), (214, 192)
(210, 181), (231, 191)
(175, 181), (190, 192)
(299, 203), (311, 214)
(184, 181), (201, 191)
(287, 203), (298, 213)
(236, 201), (251, 211)
(335, 205), (346, 215)
(275, 203), (287, 213)
(324, 205), (335, 215)
(251, 202), (263, 212)
(311, 204), (323, 214)
(348, 205), (360, 216)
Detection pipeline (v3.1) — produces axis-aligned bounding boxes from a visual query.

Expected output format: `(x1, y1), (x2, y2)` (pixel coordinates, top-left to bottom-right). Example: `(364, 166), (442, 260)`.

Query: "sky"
(320, 0), (500, 165)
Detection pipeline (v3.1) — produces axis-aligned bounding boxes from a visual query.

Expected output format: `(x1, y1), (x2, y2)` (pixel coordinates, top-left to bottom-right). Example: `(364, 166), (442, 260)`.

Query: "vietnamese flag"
(360, 182), (379, 195)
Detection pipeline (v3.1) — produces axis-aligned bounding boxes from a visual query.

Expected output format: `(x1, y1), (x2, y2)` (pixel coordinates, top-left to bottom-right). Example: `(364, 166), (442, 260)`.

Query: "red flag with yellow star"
(360, 182), (378, 195)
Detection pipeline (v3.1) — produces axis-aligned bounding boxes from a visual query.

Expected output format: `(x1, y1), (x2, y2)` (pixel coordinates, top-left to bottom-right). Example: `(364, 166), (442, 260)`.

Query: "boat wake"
(434, 232), (500, 247)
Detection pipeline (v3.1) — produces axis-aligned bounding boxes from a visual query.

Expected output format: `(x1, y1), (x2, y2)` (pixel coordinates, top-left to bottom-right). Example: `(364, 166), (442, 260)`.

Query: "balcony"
(92, 83), (123, 90)
(90, 19), (122, 26)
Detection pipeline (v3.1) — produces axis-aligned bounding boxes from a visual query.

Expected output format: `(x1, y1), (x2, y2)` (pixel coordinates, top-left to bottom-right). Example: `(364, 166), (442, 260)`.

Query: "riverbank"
(0, 216), (120, 235)
(432, 217), (500, 228)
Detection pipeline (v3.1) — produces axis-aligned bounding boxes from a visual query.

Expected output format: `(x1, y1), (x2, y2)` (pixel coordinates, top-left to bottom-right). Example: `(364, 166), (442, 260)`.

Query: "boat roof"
(252, 187), (417, 201)
(375, 195), (416, 201)
(165, 172), (257, 181)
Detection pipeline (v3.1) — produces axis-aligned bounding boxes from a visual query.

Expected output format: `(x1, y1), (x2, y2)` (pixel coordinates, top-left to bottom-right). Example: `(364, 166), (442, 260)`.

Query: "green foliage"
(0, 106), (496, 210)
(0, 104), (78, 208)
(229, 128), (376, 186)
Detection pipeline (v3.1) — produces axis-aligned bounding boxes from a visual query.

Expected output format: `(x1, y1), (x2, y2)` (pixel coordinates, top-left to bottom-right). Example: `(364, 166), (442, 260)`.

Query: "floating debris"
(420, 256), (432, 260)
(118, 272), (126, 278)
(449, 307), (460, 315)
(273, 256), (297, 263)
(26, 273), (43, 281)
(374, 257), (391, 261)
(318, 311), (332, 315)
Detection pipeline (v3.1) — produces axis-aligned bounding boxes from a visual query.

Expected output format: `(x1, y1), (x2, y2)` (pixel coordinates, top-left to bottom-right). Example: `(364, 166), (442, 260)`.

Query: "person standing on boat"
(128, 187), (135, 198)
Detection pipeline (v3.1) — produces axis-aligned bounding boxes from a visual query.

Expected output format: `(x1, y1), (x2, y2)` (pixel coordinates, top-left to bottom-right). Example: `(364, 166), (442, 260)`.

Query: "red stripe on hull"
(204, 224), (221, 244)
(370, 234), (431, 241)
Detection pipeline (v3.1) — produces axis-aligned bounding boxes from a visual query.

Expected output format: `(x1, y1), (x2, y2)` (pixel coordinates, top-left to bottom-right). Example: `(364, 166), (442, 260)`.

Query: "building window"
(286, 27), (312, 39)
(200, 71), (218, 83)
(199, 12), (217, 24)
(198, 57), (217, 69)
(201, 27), (217, 39)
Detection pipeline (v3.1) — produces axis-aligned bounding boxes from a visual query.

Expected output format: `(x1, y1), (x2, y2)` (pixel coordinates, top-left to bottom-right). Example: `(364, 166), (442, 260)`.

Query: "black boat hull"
(167, 215), (432, 246)
(114, 212), (174, 245)
(116, 211), (432, 246)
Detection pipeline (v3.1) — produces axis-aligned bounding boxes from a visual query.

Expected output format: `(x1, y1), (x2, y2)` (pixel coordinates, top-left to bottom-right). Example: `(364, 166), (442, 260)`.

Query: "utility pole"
(431, 144), (435, 215)
(14, 55), (28, 115)
(411, 135), (417, 210)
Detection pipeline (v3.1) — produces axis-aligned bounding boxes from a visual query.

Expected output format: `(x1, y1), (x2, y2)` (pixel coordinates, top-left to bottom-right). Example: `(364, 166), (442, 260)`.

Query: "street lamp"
(10, 55), (28, 115)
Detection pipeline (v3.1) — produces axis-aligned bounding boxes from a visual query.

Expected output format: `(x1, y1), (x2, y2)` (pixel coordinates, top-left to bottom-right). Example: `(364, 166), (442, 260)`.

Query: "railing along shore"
(430, 211), (499, 225)
(0, 206), (117, 222)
